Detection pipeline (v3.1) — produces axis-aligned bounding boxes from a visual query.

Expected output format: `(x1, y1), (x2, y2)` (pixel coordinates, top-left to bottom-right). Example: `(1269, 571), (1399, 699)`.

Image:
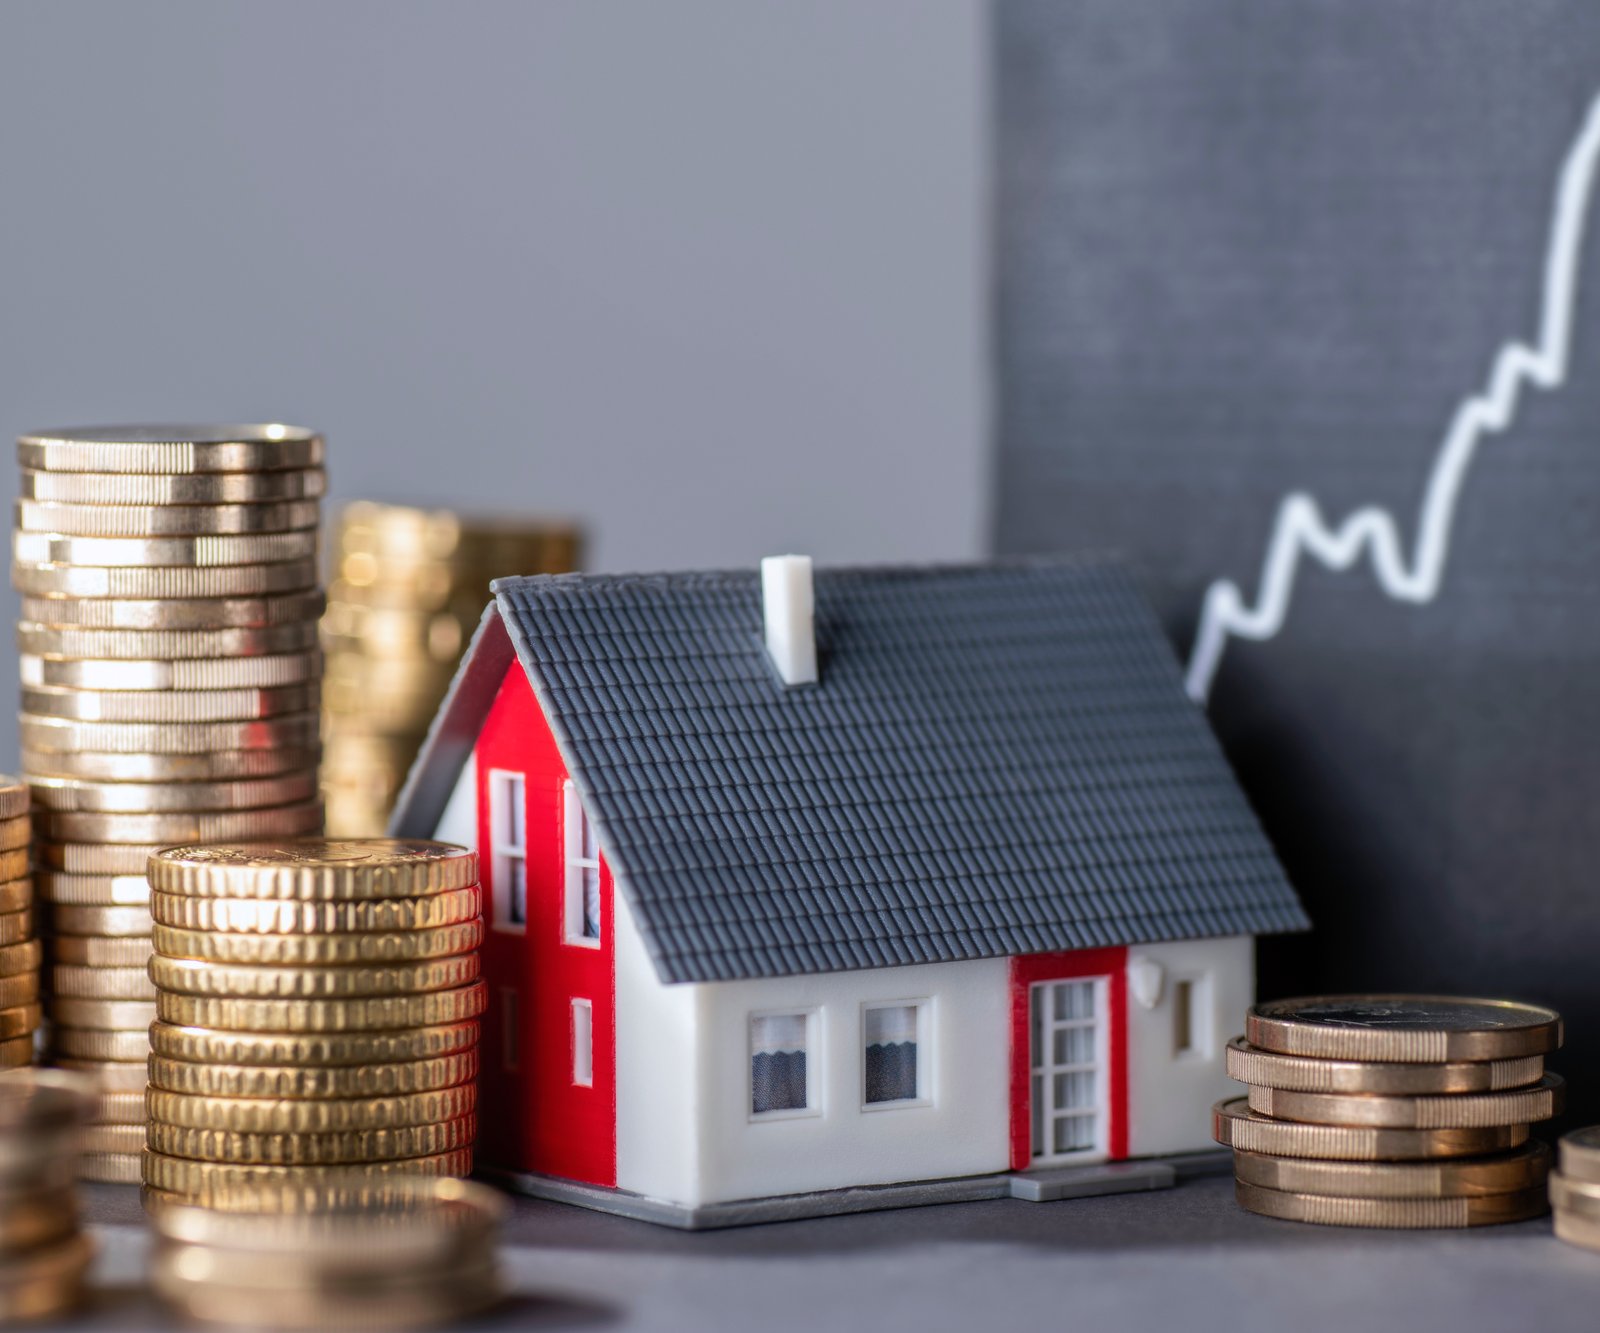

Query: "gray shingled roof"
(397, 559), (1307, 984)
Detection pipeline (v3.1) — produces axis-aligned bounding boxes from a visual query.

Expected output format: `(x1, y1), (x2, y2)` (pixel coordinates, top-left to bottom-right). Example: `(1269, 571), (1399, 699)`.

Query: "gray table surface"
(71, 1173), (1600, 1332)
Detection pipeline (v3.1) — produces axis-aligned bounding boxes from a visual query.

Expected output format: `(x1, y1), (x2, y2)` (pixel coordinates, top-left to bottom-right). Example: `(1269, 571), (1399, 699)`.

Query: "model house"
(391, 556), (1307, 1226)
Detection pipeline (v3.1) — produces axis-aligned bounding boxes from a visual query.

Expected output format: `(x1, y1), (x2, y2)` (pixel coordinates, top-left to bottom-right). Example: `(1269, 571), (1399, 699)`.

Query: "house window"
(572, 999), (593, 1087)
(500, 988), (520, 1073)
(488, 770), (527, 931)
(863, 1002), (928, 1106)
(1172, 975), (1212, 1059)
(562, 780), (601, 945)
(751, 1012), (814, 1116)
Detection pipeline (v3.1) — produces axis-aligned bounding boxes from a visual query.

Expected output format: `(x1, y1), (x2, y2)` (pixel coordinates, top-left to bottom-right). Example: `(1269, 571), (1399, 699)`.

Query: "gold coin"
(0, 848), (29, 880)
(21, 590), (325, 631)
(0, 1185), (77, 1251)
(49, 936), (150, 966)
(50, 901), (150, 933)
(49, 964), (154, 1000)
(18, 619), (319, 660)
(45, 997), (153, 1029)
(37, 874), (149, 906)
(151, 920), (482, 967)
(0, 781), (30, 820)
(150, 954), (480, 1000)
(1211, 1098), (1530, 1161)
(148, 839), (478, 901)
(90, 1091), (148, 1124)
(14, 529), (318, 569)
(148, 1085), (477, 1134)
(24, 746), (320, 784)
(1246, 996), (1563, 1063)
(322, 604), (465, 658)
(80, 1123), (147, 1154)
(0, 1233), (93, 1321)
(0, 910), (36, 945)
(1233, 1178), (1548, 1228)
(36, 800), (324, 845)
(19, 467), (326, 505)
(0, 939), (42, 976)
(52, 1027), (148, 1061)
(1555, 1209), (1600, 1252)
(148, 1051), (478, 1100)
(1551, 1171), (1600, 1219)
(44, 842), (168, 875)
(148, 1020), (479, 1068)
(1224, 1037), (1545, 1095)
(21, 654), (322, 694)
(15, 498), (320, 537)
(22, 711), (321, 755)
(22, 682), (319, 724)
(17, 424), (323, 473)
(56, 1058), (148, 1092)
(78, 1152), (143, 1184)
(30, 773), (317, 815)
(0, 1003), (41, 1037)
(141, 1148), (473, 1200)
(155, 983), (487, 1033)
(1231, 1141), (1551, 1198)
(0, 973), (40, 1007)
(1245, 1075), (1565, 1129)
(12, 557), (320, 600)
(1559, 1127), (1600, 1184)
(150, 888), (480, 935)
(0, 879), (31, 914)
(0, 814), (30, 849)
(0, 1034), (32, 1066)
(147, 1114), (477, 1165)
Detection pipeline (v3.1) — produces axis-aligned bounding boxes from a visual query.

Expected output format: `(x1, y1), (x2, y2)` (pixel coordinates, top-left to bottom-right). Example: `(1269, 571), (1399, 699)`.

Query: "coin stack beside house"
(12, 425), (328, 1182)
(0, 779), (39, 1068)
(1214, 995), (1564, 1228)
(142, 839), (483, 1204)
(1548, 1128), (1600, 1249)
(321, 502), (581, 836)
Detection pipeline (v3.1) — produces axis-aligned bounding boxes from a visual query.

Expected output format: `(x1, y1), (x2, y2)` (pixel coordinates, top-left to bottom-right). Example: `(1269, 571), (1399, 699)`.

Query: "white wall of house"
(1124, 935), (1253, 1158)
(432, 752), (477, 851)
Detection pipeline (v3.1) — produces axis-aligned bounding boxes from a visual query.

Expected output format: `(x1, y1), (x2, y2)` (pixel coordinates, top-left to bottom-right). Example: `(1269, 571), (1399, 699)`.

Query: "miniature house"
(391, 557), (1307, 1225)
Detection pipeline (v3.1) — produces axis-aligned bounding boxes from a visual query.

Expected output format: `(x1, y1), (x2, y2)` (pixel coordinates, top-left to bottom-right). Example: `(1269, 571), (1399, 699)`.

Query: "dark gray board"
(994, 1), (1600, 1123)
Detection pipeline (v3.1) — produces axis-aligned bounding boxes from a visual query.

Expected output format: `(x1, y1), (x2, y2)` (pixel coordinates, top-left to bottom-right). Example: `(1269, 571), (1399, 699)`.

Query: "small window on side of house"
(572, 998), (593, 1087)
(751, 1012), (813, 1116)
(864, 1002), (926, 1106)
(488, 770), (527, 932)
(562, 780), (602, 945)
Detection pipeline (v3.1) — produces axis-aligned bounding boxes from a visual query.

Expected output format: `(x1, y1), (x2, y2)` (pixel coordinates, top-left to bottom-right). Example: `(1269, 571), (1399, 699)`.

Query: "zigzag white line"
(1186, 92), (1600, 703)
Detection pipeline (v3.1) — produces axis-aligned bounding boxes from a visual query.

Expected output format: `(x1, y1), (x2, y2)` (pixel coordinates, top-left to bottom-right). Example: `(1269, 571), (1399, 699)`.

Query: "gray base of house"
(483, 1149), (1233, 1230)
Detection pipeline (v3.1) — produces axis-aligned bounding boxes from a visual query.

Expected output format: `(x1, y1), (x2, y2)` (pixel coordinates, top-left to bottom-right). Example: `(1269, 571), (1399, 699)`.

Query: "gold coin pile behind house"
(1214, 995), (1564, 1228)
(142, 839), (484, 1203)
(11, 425), (328, 1182)
(144, 1176), (504, 1329)
(321, 501), (580, 836)
(0, 779), (38, 1067)
(0, 1071), (97, 1320)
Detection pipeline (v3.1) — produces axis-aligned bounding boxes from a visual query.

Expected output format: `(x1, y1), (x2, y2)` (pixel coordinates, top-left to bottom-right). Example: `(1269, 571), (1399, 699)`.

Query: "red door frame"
(1009, 946), (1128, 1171)
(475, 665), (617, 1186)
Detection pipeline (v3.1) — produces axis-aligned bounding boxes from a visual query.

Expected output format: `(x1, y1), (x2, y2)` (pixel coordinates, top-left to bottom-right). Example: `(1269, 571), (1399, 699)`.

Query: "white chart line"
(1185, 92), (1600, 704)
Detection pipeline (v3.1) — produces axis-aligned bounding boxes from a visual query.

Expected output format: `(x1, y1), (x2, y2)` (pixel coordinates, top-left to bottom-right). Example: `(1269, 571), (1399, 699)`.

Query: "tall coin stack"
(12, 424), (328, 1183)
(1549, 1128), (1600, 1249)
(142, 839), (483, 1205)
(0, 779), (38, 1068)
(321, 501), (581, 836)
(1215, 995), (1564, 1228)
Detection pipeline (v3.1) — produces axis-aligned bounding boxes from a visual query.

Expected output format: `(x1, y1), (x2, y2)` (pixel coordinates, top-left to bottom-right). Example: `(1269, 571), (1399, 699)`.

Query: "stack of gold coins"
(142, 839), (483, 1204)
(144, 1176), (504, 1328)
(0, 779), (38, 1069)
(1215, 995), (1564, 1228)
(1549, 1128), (1600, 1248)
(321, 501), (580, 836)
(12, 424), (328, 1182)
(0, 1070), (96, 1320)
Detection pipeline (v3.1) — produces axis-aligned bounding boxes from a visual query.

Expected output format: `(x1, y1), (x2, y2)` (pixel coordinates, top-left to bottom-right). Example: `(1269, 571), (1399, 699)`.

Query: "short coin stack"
(0, 779), (38, 1069)
(1215, 995), (1564, 1227)
(13, 424), (328, 1181)
(0, 1070), (96, 1321)
(321, 501), (580, 836)
(1548, 1128), (1600, 1249)
(145, 1176), (505, 1328)
(142, 839), (484, 1204)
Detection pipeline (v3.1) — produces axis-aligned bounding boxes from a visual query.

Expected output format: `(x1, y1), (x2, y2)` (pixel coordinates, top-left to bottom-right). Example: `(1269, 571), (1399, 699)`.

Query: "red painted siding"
(474, 665), (617, 1185)
(1008, 947), (1128, 1171)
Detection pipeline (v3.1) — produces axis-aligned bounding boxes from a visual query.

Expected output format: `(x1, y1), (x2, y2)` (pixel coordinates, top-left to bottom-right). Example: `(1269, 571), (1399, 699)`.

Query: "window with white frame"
(750, 1012), (814, 1115)
(488, 770), (527, 931)
(863, 1002), (927, 1105)
(562, 780), (601, 945)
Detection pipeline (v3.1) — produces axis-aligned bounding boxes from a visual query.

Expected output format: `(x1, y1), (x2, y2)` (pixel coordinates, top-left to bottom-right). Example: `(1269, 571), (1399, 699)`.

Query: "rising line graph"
(1185, 92), (1600, 704)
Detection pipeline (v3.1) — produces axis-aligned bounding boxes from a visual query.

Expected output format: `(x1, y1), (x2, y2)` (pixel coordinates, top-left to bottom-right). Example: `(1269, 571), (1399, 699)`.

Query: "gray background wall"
(0, 0), (987, 759)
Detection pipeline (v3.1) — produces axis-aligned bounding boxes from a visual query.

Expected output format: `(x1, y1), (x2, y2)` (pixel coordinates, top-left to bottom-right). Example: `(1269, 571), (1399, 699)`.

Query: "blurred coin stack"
(1215, 995), (1564, 1228)
(0, 779), (39, 1068)
(1549, 1128), (1600, 1249)
(322, 502), (580, 836)
(12, 424), (328, 1182)
(143, 839), (483, 1204)
(145, 1176), (504, 1329)
(0, 1071), (96, 1321)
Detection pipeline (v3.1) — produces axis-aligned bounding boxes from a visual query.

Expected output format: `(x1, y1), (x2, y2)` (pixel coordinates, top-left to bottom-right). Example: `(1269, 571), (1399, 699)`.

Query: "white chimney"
(761, 554), (817, 687)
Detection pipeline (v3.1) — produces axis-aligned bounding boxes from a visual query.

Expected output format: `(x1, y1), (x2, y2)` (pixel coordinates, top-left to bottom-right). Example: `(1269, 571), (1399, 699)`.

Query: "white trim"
(562, 779), (602, 948)
(572, 998), (594, 1088)
(487, 768), (527, 934)
(1028, 976), (1110, 1164)
(748, 1007), (821, 1121)
(859, 998), (933, 1111)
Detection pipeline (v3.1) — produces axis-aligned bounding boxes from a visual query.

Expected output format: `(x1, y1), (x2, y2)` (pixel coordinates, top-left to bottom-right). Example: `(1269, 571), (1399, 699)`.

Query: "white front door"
(1029, 977), (1108, 1163)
